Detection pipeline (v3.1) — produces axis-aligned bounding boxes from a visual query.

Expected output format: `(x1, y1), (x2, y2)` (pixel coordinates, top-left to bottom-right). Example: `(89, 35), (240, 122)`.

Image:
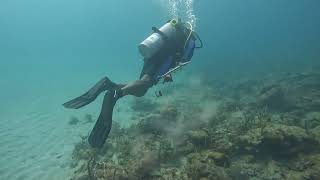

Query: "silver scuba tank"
(139, 19), (178, 59)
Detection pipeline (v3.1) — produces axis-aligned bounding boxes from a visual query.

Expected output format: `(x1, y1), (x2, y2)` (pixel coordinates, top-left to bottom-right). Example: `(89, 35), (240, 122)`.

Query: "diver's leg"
(120, 74), (153, 97)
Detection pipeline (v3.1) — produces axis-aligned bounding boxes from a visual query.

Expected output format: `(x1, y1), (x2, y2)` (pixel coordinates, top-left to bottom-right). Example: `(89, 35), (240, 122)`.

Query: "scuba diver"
(63, 19), (202, 148)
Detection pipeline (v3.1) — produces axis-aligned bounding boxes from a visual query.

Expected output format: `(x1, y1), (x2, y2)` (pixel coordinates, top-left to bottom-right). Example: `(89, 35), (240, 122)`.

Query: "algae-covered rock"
(150, 167), (188, 180)
(187, 151), (229, 167)
(237, 128), (263, 152)
(305, 155), (320, 179)
(304, 112), (320, 129)
(210, 132), (235, 153)
(256, 73), (320, 113)
(310, 126), (320, 144)
(176, 142), (194, 155)
(262, 124), (316, 156)
(285, 153), (320, 180)
(185, 152), (231, 180)
(187, 129), (209, 147)
(228, 162), (259, 180)
(206, 151), (229, 166)
(237, 124), (318, 156)
(257, 86), (292, 112)
(227, 152), (320, 180)
(228, 156), (285, 180)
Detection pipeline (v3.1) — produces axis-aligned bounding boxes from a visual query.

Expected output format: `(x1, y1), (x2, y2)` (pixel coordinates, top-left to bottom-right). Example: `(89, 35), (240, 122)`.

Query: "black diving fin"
(63, 77), (116, 109)
(88, 90), (118, 148)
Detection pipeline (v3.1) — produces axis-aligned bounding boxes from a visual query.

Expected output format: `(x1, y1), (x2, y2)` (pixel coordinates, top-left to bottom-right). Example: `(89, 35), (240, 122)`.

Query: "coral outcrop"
(69, 71), (320, 180)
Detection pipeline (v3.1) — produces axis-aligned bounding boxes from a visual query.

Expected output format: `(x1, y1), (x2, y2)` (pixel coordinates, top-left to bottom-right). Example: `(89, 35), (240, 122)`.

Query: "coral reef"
(236, 124), (319, 157)
(256, 72), (320, 113)
(69, 71), (320, 180)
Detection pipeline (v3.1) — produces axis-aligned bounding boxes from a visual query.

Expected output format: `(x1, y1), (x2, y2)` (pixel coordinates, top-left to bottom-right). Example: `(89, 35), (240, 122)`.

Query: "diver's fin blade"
(88, 91), (117, 148)
(62, 77), (117, 109)
(62, 93), (94, 109)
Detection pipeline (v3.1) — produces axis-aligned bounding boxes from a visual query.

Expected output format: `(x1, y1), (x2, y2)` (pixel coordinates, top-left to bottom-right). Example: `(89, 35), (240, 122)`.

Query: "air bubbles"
(160, 0), (197, 28)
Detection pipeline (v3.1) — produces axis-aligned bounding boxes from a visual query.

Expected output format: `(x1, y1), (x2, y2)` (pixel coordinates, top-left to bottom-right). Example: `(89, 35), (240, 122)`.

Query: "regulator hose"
(193, 31), (203, 49)
(183, 22), (203, 49)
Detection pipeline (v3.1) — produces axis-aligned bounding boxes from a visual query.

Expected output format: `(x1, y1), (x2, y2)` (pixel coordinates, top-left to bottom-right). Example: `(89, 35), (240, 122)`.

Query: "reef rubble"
(70, 72), (320, 180)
